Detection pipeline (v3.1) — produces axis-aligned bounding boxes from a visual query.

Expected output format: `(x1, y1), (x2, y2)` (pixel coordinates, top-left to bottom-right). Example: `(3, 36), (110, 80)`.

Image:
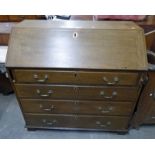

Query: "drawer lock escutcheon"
(100, 91), (117, 99)
(36, 89), (53, 97)
(33, 74), (48, 83)
(103, 76), (119, 85)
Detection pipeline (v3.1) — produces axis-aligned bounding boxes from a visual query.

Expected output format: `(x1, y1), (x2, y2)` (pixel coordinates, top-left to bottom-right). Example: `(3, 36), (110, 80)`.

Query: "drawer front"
(13, 70), (76, 84)
(77, 71), (140, 86)
(20, 99), (134, 116)
(15, 84), (139, 101)
(15, 84), (75, 99)
(25, 114), (129, 131)
(78, 86), (139, 101)
(13, 69), (140, 86)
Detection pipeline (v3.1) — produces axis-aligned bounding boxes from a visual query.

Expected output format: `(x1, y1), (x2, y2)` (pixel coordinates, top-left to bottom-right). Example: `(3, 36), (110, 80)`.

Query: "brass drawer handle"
(33, 74), (48, 83)
(103, 76), (119, 85)
(96, 121), (111, 127)
(98, 106), (113, 113)
(100, 91), (117, 99)
(39, 104), (55, 111)
(42, 119), (57, 125)
(36, 89), (53, 97)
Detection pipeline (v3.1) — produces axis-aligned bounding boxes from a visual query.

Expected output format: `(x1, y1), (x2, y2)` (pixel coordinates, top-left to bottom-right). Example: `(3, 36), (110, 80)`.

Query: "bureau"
(6, 20), (148, 132)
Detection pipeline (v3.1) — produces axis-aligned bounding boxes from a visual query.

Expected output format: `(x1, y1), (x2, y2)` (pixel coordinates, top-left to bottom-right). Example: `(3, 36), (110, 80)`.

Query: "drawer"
(77, 71), (140, 86)
(13, 70), (77, 84)
(20, 99), (134, 116)
(78, 86), (139, 101)
(12, 69), (140, 86)
(15, 84), (75, 99)
(25, 114), (129, 131)
(15, 84), (139, 101)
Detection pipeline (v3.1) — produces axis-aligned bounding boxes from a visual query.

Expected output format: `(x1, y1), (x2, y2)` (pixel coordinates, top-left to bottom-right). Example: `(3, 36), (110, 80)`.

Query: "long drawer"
(25, 114), (129, 131)
(12, 69), (140, 86)
(20, 99), (134, 116)
(15, 84), (139, 101)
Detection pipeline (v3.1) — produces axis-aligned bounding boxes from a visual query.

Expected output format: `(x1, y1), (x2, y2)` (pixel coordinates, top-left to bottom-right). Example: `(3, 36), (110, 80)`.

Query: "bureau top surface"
(6, 20), (148, 70)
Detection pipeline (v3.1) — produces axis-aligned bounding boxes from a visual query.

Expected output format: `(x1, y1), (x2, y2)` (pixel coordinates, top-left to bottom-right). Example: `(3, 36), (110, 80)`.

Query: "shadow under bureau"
(6, 20), (148, 132)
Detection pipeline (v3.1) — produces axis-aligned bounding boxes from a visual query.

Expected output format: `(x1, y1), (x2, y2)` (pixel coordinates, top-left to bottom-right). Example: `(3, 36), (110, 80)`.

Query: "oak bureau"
(6, 20), (148, 132)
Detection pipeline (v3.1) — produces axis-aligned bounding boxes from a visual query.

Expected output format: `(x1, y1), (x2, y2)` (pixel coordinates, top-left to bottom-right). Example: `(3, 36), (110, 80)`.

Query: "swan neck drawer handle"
(42, 119), (57, 126)
(37, 89), (53, 97)
(40, 104), (55, 111)
(103, 76), (119, 85)
(96, 121), (111, 127)
(33, 74), (48, 83)
(100, 91), (117, 99)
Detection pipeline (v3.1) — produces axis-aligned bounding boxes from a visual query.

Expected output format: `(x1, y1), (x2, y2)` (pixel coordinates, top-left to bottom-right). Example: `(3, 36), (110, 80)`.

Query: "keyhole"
(73, 32), (78, 38)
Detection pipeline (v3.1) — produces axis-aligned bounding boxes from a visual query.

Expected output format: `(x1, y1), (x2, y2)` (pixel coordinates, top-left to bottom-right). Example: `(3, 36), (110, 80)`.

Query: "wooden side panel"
(131, 72), (155, 127)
